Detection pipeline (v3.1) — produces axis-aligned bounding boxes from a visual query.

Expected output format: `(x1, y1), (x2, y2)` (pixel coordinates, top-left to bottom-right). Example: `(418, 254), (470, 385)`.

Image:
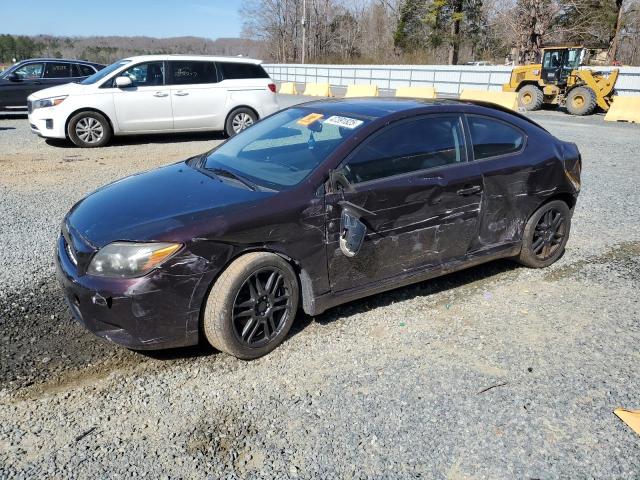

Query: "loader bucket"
(604, 96), (640, 123)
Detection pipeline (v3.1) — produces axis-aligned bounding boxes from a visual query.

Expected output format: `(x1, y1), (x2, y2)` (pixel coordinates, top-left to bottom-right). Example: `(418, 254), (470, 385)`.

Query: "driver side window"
(13, 63), (44, 80)
(118, 62), (165, 87)
(343, 115), (466, 184)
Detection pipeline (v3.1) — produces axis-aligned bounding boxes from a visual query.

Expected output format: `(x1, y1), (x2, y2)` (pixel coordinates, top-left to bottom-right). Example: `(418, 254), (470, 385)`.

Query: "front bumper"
(28, 105), (67, 139)
(55, 234), (204, 350)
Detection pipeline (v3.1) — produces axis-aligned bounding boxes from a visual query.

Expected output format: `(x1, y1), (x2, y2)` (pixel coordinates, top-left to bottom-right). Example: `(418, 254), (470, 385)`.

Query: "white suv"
(27, 55), (279, 147)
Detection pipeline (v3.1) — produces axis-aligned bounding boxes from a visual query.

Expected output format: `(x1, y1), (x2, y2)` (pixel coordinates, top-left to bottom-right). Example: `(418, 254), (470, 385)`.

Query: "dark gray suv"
(0, 58), (104, 111)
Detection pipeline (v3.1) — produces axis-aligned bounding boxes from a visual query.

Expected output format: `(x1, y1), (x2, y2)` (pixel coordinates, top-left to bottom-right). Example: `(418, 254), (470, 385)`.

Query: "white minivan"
(27, 55), (279, 147)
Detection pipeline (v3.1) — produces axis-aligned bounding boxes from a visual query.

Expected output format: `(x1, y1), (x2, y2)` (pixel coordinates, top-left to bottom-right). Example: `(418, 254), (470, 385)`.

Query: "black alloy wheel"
(531, 207), (566, 260)
(232, 268), (292, 347)
(202, 252), (299, 359)
(517, 200), (571, 268)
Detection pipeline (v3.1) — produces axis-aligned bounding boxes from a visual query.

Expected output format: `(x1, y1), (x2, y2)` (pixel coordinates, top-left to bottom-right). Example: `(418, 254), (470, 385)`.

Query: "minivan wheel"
(68, 111), (112, 148)
(203, 252), (299, 360)
(517, 200), (571, 268)
(225, 108), (257, 137)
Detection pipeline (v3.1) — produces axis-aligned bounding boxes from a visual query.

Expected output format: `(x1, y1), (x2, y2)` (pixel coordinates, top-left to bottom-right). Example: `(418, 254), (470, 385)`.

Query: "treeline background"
(0, 35), (262, 66)
(1, 0), (639, 66)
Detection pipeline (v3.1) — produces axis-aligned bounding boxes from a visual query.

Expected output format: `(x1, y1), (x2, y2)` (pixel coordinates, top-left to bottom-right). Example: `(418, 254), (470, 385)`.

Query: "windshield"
(80, 60), (131, 85)
(0, 63), (18, 78)
(202, 107), (369, 190)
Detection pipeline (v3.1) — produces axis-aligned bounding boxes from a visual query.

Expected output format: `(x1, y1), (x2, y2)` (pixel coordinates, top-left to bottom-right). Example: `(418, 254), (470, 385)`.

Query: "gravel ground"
(0, 100), (639, 478)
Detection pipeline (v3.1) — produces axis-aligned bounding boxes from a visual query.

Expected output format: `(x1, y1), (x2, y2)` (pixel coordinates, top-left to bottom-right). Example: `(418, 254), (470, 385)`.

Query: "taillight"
(268, 83), (276, 93)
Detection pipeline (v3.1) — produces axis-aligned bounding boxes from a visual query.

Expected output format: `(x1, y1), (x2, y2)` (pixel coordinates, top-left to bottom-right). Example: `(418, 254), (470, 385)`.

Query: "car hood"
(67, 161), (274, 248)
(28, 82), (88, 100)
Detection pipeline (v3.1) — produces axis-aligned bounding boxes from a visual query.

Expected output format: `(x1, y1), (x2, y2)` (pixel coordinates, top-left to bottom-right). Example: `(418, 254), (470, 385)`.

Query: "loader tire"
(566, 86), (597, 116)
(518, 85), (544, 111)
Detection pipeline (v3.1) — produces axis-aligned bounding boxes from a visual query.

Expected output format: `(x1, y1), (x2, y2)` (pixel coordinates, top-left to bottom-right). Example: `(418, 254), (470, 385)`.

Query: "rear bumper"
(55, 235), (202, 350)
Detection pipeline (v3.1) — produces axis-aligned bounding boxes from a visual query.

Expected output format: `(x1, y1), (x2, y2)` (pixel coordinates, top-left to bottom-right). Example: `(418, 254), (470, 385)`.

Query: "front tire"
(225, 107), (257, 137)
(565, 86), (596, 116)
(68, 111), (112, 148)
(517, 200), (571, 268)
(518, 85), (544, 111)
(202, 252), (299, 360)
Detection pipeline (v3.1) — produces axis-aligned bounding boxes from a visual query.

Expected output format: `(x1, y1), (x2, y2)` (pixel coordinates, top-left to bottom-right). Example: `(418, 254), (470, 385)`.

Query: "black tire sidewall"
(566, 87), (596, 116)
(225, 108), (257, 137)
(518, 200), (571, 268)
(68, 111), (112, 148)
(203, 253), (299, 359)
(518, 85), (543, 111)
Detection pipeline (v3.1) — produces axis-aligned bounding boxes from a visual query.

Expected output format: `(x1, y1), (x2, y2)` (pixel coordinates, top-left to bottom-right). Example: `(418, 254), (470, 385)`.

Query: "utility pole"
(301, 0), (307, 64)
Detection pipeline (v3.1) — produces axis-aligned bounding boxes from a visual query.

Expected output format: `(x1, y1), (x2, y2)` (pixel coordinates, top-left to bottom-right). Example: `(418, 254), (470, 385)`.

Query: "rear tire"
(225, 107), (257, 137)
(565, 86), (597, 116)
(67, 111), (112, 148)
(517, 200), (571, 268)
(518, 85), (544, 111)
(202, 252), (299, 360)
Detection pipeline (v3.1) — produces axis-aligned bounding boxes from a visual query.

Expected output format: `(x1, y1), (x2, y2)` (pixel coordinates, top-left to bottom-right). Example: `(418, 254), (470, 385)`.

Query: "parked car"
(27, 55), (278, 147)
(0, 58), (104, 112)
(55, 98), (581, 359)
(464, 61), (493, 66)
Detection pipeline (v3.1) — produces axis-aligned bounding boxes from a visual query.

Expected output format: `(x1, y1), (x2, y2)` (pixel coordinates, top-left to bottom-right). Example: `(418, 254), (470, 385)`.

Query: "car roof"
(295, 97), (548, 131)
(298, 97), (460, 118)
(13, 58), (103, 65)
(120, 54), (263, 64)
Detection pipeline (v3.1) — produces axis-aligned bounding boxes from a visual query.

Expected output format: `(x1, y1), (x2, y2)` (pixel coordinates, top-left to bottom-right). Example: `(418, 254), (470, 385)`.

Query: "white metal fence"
(263, 64), (640, 96)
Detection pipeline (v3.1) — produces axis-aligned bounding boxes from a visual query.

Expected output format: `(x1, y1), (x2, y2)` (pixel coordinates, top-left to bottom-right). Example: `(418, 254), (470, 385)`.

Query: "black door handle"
(457, 185), (482, 196)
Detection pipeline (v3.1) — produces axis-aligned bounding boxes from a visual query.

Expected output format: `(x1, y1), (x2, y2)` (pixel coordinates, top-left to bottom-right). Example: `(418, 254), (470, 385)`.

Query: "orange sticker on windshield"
(297, 113), (324, 126)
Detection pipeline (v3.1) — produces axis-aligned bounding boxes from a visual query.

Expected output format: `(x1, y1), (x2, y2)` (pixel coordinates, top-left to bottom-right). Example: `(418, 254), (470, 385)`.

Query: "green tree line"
(0, 35), (45, 64)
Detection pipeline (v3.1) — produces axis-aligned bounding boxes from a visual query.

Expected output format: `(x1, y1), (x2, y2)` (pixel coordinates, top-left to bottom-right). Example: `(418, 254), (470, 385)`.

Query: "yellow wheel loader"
(503, 46), (619, 116)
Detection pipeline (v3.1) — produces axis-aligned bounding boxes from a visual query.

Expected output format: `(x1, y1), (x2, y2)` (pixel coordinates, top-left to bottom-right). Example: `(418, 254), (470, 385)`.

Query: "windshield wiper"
(209, 168), (257, 191)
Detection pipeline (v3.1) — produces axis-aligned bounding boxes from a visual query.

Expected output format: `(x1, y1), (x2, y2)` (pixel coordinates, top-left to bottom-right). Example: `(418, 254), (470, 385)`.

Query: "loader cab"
(541, 47), (585, 86)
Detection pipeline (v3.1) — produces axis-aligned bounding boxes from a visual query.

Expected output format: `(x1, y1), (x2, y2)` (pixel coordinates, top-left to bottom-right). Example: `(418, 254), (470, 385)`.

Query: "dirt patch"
(12, 353), (143, 401)
(545, 241), (640, 282)
(185, 406), (265, 476)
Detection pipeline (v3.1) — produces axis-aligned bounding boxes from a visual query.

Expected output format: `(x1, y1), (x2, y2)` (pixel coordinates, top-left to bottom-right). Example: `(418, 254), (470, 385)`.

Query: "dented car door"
(325, 114), (484, 292)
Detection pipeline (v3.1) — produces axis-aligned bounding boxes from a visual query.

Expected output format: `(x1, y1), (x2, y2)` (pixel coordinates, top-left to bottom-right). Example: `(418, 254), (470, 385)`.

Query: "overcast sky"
(0, 0), (245, 38)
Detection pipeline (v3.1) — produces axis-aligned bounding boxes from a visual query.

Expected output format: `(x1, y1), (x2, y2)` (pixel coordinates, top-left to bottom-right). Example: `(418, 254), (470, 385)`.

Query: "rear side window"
(72, 64), (96, 77)
(168, 61), (218, 85)
(344, 115), (465, 184)
(217, 62), (269, 80)
(467, 116), (524, 160)
(44, 62), (71, 78)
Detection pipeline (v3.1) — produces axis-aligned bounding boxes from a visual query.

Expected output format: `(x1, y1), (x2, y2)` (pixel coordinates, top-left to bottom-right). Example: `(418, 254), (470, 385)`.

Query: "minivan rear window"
(217, 62), (269, 80)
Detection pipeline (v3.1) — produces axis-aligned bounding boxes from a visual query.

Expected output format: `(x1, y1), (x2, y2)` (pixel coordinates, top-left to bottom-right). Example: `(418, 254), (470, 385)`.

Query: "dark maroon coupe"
(56, 98), (581, 359)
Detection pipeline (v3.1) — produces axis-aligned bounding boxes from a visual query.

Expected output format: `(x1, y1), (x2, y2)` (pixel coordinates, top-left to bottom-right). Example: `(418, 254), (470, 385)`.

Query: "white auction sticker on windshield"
(323, 115), (364, 129)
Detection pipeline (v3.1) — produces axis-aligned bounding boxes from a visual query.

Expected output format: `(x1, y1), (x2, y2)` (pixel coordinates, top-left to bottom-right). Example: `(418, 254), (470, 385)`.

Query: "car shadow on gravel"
(45, 130), (226, 148)
(289, 258), (520, 336)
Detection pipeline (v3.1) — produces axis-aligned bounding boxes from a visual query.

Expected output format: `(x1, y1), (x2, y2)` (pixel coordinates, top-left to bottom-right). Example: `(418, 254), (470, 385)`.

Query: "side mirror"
(329, 168), (354, 193)
(339, 208), (367, 257)
(7, 73), (20, 82)
(114, 76), (133, 88)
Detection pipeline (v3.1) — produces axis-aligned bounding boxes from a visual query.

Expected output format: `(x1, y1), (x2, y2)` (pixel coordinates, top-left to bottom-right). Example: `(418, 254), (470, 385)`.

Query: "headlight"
(32, 96), (67, 110)
(87, 242), (181, 278)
